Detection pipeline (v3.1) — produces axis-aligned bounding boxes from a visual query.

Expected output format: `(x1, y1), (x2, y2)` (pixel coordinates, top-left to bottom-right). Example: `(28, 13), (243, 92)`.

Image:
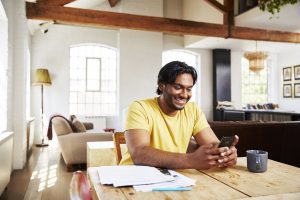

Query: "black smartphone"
(218, 136), (234, 148)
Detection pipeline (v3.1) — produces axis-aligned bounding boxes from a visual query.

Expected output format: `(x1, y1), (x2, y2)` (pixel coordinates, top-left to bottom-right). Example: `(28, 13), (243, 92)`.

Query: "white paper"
(133, 170), (196, 192)
(97, 165), (175, 187)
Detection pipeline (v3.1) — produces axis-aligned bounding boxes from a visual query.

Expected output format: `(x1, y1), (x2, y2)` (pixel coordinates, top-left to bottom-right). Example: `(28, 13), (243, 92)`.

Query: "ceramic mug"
(246, 150), (268, 173)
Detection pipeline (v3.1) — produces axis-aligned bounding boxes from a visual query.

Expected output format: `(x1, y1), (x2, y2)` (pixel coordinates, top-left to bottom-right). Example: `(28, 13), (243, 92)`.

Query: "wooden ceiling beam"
(26, 2), (228, 38)
(231, 26), (300, 43)
(26, 2), (300, 43)
(203, 0), (226, 14)
(36, 0), (76, 6)
(223, 0), (234, 26)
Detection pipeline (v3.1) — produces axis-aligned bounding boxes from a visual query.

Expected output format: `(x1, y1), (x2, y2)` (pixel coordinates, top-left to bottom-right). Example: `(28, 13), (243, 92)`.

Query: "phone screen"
(218, 136), (234, 148)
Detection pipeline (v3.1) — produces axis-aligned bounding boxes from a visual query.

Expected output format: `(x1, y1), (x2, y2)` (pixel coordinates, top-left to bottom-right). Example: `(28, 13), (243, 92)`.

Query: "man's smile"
(174, 97), (188, 106)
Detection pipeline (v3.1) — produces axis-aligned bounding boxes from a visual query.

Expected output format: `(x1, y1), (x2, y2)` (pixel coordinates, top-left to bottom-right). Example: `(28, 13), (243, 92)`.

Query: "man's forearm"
(130, 146), (192, 169)
(186, 138), (199, 153)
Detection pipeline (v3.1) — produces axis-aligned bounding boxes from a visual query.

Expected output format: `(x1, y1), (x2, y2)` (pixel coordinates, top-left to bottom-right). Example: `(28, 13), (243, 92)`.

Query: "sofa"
(209, 121), (300, 168)
(50, 115), (113, 171)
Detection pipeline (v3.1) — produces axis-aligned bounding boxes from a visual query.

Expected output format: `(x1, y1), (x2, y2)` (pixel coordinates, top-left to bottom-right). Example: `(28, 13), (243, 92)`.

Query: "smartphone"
(218, 136), (234, 148)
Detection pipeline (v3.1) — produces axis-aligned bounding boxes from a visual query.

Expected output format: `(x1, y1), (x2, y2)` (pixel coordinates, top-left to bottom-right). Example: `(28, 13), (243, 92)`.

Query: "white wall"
(31, 25), (119, 141)
(117, 0), (163, 130)
(231, 51), (243, 109)
(0, 132), (13, 195)
(2, 0), (30, 169)
(0, 0), (8, 133)
(119, 30), (163, 127)
(278, 50), (300, 112)
(31, 0), (164, 134)
(183, 0), (223, 47)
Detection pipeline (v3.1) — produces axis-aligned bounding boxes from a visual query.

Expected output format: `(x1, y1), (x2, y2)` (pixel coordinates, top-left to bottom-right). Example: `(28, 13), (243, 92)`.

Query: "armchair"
(50, 116), (113, 171)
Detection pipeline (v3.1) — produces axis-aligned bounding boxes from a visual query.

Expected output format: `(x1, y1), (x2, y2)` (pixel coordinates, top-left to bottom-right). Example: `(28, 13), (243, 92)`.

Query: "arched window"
(162, 50), (200, 103)
(69, 44), (118, 116)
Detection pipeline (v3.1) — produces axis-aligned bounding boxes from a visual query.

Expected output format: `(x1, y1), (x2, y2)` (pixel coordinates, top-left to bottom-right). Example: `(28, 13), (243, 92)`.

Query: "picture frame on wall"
(283, 84), (292, 98)
(294, 65), (300, 80)
(283, 67), (292, 81)
(295, 83), (300, 98)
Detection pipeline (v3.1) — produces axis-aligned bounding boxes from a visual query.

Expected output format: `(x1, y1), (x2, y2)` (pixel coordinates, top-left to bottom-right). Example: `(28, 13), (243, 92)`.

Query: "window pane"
(78, 92), (85, 103)
(86, 104), (93, 116)
(69, 92), (77, 103)
(86, 58), (101, 91)
(242, 58), (268, 106)
(69, 104), (77, 114)
(69, 45), (118, 116)
(85, 92), (93, 103)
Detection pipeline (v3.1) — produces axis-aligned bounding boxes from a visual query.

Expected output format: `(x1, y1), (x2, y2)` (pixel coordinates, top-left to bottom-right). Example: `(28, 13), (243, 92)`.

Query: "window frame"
(69, 44), (118, 117)
(85, 57), (101, 92)
(241, 57), (269, 106)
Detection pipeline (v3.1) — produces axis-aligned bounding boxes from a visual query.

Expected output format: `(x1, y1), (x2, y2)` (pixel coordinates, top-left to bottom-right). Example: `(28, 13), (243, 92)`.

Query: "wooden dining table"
(87, 157), (300, 200)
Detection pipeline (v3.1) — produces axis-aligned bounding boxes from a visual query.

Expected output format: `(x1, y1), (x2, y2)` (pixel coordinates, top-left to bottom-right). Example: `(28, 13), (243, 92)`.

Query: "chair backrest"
(113, 132), (126, 164)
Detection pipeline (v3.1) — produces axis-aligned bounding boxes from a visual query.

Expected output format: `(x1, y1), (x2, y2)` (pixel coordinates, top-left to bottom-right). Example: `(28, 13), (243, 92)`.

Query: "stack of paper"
(133, 170), (196, 192)
(97, 165), (196, 192)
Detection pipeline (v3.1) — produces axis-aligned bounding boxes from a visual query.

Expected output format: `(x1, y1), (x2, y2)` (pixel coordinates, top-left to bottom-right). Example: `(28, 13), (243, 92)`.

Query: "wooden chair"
(113, 132), (126, 164)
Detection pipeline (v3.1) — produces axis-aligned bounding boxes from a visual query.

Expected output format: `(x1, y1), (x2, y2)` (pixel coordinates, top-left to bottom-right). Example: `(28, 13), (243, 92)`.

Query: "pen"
(152, 187), (192, 191)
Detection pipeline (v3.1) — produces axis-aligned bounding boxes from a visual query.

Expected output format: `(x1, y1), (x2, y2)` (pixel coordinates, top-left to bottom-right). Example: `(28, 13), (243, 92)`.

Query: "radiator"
(0, 132), (13, 195)
(79, 116), (106, 130)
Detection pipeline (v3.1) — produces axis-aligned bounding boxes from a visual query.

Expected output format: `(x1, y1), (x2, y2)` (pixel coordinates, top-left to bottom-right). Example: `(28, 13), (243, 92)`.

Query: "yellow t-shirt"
(119, 97), (209, 165)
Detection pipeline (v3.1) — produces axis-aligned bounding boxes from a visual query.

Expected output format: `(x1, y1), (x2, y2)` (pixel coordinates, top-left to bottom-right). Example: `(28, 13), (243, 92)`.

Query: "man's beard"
(163, 93), (190, 111)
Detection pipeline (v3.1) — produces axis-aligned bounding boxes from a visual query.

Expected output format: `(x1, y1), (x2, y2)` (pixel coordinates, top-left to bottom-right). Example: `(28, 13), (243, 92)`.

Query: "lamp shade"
(33, 68), (52, 86)
(244, 51), (268, 72)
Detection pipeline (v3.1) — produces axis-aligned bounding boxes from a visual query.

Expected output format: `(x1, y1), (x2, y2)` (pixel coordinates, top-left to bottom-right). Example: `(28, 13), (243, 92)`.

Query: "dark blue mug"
(246, 150), (268, 173)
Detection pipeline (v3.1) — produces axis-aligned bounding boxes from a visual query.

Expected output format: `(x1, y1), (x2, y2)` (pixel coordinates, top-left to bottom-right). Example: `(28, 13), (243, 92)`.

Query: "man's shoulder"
(131, 98), (157, 106)
(129, 98), (158, 110)
(185, 101), (200, 110)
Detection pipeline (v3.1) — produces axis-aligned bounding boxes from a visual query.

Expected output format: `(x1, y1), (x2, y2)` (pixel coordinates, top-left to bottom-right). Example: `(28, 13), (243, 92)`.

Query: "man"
(120, 61), (238, 169)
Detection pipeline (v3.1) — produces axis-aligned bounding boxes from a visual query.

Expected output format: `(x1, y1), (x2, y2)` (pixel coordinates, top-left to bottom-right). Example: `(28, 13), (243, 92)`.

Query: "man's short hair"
(156, 61), (198, 95)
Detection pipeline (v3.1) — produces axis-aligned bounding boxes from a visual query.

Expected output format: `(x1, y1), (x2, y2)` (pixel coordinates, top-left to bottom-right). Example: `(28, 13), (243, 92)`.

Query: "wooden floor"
(0, 141), (84, 200)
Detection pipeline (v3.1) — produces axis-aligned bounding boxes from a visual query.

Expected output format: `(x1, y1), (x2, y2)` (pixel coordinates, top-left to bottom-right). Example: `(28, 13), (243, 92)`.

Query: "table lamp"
(33, 68), (52, 147)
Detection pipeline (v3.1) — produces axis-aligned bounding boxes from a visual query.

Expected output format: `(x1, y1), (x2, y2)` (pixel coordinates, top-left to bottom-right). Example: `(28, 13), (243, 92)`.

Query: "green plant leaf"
(258, 0), (299, 15)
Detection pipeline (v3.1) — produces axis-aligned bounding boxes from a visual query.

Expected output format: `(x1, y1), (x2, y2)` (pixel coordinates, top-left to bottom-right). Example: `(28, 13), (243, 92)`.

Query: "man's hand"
(187, 143), (226, 170)
(217, 135), (239, 168)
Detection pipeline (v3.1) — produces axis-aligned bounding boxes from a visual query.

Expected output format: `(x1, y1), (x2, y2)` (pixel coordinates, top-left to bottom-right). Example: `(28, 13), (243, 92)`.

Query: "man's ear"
(158, 84), (165, 92)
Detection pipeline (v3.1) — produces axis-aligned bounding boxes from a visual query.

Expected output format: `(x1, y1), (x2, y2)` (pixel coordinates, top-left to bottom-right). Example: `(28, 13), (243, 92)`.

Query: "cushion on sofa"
(72, 118), (87, 132)
(52, 117), (73, 136)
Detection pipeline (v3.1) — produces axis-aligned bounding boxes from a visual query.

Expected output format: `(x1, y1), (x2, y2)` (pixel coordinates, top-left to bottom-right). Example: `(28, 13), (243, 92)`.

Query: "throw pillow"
(70, 114), (77, 122)
(72, 118), (87, 132)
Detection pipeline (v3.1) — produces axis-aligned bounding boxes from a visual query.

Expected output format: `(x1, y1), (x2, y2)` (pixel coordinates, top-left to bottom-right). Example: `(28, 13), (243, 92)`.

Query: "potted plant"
(258, 0), (300, 14)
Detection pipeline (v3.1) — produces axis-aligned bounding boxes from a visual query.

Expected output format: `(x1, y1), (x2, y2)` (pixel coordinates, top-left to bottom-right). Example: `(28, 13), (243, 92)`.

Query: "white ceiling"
(66, 0), (107, 9)
(27, 0), (108, 34)
(188, 3), (300, 53)
(27, 0), (300, 53)
(186, 37), (300, 53)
